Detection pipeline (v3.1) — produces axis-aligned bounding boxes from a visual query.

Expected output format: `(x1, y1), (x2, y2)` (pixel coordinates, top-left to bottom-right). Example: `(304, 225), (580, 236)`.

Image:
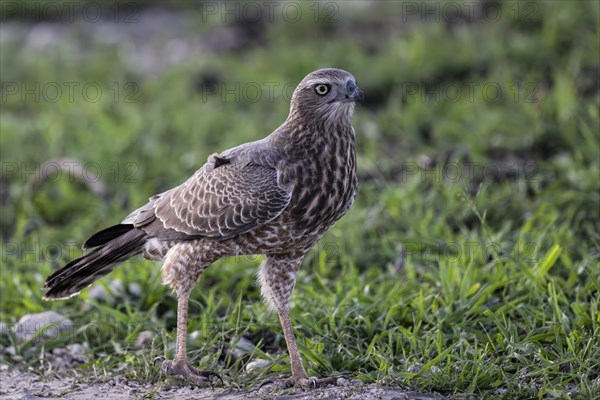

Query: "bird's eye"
(314, 84), (330, 96)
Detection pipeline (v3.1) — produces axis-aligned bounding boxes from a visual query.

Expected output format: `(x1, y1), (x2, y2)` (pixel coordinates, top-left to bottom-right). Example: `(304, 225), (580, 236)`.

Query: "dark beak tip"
(355, 89), (364, 103)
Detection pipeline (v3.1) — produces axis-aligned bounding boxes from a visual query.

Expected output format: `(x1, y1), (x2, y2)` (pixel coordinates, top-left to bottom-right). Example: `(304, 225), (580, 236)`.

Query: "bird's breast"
(283, 138), (357, 233)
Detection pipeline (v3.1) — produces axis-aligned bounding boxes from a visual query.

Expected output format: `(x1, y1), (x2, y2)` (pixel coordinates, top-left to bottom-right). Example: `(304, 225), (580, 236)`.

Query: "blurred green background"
(1, 1), (599, 398)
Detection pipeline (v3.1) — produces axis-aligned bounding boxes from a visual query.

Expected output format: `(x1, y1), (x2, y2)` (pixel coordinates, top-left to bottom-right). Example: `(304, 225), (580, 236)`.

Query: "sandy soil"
(0, 368), (446, 400)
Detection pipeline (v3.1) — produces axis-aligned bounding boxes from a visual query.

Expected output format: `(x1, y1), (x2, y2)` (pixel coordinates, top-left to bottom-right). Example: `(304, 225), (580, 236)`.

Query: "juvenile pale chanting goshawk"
(44, 68), (363, 387)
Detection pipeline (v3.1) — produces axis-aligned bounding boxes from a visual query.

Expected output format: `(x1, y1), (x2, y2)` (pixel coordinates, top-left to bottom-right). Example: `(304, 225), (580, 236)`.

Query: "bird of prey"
(44, 68), (363, 387)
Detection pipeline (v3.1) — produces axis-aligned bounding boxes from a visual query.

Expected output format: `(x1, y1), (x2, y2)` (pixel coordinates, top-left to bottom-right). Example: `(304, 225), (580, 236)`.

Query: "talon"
(312, 376), (340, 387)
(158, 358), (223, 386)
(188, 364), (223, 385)
(204, 370), (224, 385)
(299, 376), (317, 389)
(153, 356), (165, 365)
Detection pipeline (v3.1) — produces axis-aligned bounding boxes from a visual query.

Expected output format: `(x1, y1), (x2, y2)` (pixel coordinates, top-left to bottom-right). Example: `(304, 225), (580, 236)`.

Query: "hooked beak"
(346, 80), (364, 103)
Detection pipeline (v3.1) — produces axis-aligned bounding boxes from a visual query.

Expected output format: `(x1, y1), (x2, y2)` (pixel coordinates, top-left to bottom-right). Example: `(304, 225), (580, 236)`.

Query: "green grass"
(1, 1), (599, 399)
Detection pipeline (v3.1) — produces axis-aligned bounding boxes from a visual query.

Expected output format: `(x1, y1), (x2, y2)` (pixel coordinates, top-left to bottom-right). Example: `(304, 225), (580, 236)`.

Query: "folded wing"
(138, 162), (291, 240)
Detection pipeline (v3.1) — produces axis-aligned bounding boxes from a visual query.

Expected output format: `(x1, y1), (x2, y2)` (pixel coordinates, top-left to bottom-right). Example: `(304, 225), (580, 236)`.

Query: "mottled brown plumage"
(44, 68), (363, 387)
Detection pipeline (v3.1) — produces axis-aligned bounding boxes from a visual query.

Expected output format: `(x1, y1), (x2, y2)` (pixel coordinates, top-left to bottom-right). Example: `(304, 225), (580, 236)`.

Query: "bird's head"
(288, 68), (363, 125)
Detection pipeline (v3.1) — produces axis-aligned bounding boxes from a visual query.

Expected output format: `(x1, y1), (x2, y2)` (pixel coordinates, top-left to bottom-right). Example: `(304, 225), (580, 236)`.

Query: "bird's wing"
(137, 159), (291, 240)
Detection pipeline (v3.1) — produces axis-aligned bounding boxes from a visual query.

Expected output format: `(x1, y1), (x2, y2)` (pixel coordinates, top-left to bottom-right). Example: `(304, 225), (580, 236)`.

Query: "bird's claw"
(158, 358), (223, 387)
(298, 376), (341, 389)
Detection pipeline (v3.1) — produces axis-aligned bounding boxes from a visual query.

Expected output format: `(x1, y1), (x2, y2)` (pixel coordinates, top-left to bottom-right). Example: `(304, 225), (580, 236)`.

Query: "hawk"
(44, 68), (363, 387)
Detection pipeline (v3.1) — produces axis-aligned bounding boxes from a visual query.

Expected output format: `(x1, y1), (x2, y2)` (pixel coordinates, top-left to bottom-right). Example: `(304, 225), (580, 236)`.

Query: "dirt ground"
(0, 368), (446, 400)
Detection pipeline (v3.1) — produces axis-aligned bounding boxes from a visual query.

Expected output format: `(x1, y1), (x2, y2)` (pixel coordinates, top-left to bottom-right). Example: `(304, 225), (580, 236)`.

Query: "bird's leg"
(159, 292), (222, 385)
(278, 306), (309, 381)
(158, 246), (222, 385)
(258, 255), (339, 389)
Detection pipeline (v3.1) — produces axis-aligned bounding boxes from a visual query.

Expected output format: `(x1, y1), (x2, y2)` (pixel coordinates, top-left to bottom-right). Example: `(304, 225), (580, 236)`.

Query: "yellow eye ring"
(314, 84), (330, 96)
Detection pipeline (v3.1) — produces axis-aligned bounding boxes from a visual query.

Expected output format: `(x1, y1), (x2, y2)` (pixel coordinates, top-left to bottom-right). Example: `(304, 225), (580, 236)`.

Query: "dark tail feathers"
(43, 225), (146, 300)
(83, 224), (136, 249)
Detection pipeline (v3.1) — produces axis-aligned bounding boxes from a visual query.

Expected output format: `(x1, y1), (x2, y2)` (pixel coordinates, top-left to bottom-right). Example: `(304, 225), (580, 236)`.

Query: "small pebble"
(230, 336), (255, 359)
(14, 311), (73, 344)
(337, 377), (349, 386)
(128, 283), (142, 297)
(6, 346), (16, 356)
(245, 358), (271, 373)
(67, 343), (90, 363)
(135, 330), (154, 348)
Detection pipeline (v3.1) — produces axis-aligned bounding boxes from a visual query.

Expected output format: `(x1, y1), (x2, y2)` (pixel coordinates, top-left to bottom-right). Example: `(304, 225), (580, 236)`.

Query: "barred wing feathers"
(148, 162), (291, 240)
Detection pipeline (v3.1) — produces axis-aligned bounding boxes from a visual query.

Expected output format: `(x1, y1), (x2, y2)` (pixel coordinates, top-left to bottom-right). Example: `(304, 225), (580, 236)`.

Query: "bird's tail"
(43, 225), (147, 300)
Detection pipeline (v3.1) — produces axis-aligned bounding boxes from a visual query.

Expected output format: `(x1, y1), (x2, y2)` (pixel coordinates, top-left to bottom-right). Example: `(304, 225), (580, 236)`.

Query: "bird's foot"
(260, 375), (342, 390)
(155, 357), (223, 386)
